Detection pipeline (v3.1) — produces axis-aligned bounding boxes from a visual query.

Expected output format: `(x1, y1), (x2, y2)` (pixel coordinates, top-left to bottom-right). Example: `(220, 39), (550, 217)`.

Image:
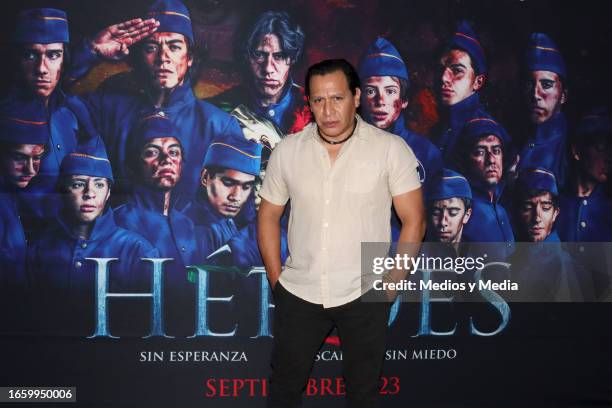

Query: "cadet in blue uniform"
(457, 117), (515, 260)
(71, 0), (244, 200)
(426, 169), (472, 245)
(510, 168), (590, 301)
(27, 146), (159, 333)
(207, 11), (311, 135)
(516, 34), (569, 189)
(3, 8), (104, 226)
(433, 21), (498, 169)
(184, 136), (288, 267)
(358, 37), (443, 189)
(558, 110), (612, 242)
(0, 101), (48, 286)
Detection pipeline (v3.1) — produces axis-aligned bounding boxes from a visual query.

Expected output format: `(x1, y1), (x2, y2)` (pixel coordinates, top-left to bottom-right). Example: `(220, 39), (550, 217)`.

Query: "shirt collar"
(57, 206), (117, 242)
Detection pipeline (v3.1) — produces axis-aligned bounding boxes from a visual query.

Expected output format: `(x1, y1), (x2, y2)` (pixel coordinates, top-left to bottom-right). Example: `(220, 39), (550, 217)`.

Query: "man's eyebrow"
(450, 63), (467, 69)
(168, 143), (181, 149)
(166, 39), (185, 45)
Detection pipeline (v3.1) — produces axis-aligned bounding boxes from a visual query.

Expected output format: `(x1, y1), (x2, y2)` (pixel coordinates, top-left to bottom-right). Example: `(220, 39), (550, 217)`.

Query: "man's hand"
(92, 18), (160, 60)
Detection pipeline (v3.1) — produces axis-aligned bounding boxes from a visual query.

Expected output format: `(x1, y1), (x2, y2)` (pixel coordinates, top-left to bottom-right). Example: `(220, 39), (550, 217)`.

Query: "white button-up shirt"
(259, 116), (421, 307)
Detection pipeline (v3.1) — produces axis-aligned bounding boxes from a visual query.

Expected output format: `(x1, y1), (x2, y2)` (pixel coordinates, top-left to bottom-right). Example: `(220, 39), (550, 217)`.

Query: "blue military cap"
(525, 33), (566, 79)
(0, 99), (49, 145)
(449, 20), (487, 75)
(428, 168), (472, 201)
(575, 107), (612, 137)
(60, 144), (114, 182)
(13, 8), (69, 44)
(460, 117), (511, 147)
(146, 0), (194, 43)
(517, 167), (558, 196)
(358, 37), (409, 86)
(203, 136), (262, 177)
(130, 111), (184, 153)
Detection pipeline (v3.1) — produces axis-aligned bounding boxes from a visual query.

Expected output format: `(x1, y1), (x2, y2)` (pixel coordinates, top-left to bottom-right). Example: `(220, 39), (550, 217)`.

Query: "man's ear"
(200, 168), (208, 187)
(473, 74), (485, 92)
(354, 87), (361, 108)
(463, 207), (472, 225)
(560, 88), (568, 105)
(571, 144), (580, 161)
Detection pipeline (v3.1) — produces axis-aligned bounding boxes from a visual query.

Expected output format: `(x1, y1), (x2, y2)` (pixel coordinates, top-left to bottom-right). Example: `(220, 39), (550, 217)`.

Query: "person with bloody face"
(516, 33), (569, 189)
(433, 21), (499, 169)
(208, 11), (311, 135)
(70, 0), (244, 201)
(458, 117), (515, 260)
(26, 145), (159, 333)
(2, 8), (109, 228)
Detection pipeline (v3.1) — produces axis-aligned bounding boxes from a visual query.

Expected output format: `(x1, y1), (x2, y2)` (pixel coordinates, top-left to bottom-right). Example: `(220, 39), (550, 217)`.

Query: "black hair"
(243, 11), (305, 66)
(305, 59), (360, 97)
(202, 165), (261, 185)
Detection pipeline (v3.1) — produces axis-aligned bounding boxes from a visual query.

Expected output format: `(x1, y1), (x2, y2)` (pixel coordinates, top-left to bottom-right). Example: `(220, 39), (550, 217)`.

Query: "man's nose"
(441, 68), (452, 84)
(24, 158), (36, 175)
(34, 56), (48, 75)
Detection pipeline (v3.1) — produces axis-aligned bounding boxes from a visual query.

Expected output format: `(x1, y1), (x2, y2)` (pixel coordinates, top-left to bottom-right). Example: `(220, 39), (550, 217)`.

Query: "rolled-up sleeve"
(259, 141), (290, 206)
(387, 136), (422, 197)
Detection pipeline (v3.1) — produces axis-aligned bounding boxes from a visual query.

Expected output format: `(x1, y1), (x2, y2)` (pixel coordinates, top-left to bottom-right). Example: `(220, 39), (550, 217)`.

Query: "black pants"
(269, 283), (390, 408)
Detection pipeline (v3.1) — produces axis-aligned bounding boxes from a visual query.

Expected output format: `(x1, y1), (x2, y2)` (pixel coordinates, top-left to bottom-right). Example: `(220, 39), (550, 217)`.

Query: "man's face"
(0, 144), (45, 188)
(249, 33), (291, 104)
(308, 70), (360, 139)
(439, 49), (483, 106)
(524, 71), (565, 125)
(203, 168), (256, 217)
(575, 134), (612, 184)
(139, 137), (183, 190)
(140, 32), (192, 90)
(63, 175), (110, 224)
(430, 197), (471, 243)
(362, 76), (407, 130)
(519, 192), (559, 242)
(19, 43), (64, 98)
(468, 135), (503, 188)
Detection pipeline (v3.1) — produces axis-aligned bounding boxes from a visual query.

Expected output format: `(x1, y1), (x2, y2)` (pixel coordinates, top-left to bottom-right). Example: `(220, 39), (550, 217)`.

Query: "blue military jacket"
(389, 115), (442, 241)
(27, 207), (159, 292)
(0, 183), (27, 285)
(462, 182), (515, 260)
(433, 93), (492, 167)
(517, 112), (568, 189)
(0, 88), (103, 227)
(80, 75), (244, 200)
(557, 185), (612, 242)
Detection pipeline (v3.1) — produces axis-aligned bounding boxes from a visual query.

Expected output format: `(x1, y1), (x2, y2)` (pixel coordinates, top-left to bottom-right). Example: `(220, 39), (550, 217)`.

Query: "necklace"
(318, 119), (357, 145)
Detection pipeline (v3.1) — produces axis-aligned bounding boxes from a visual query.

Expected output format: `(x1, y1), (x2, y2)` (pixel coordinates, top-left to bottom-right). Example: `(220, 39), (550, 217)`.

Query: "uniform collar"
(469, 179), (504, 203)
(57, 206), (117, 242)
(543, 230), (560, 242)
(129, 184), (179, 214)
(389, 114), (406, 135)
(448, 92), (481, 129)
(533, 111), (566, 142)
(138, 78), (195, 113)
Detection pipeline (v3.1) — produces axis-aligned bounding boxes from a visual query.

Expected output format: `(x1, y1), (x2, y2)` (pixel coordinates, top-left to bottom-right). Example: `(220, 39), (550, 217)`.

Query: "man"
(0, 101), (48, 284)
(433, 21), (496, 168)
(114, 112), (235, 334)
(427, 169), (472, 245)
(3, 8), (116, 228)
(257, 59), (425, 407)
(358, 37), (443, 240)
(209, 11), (311, 135)
(558, 109), (612, 242)
(27, 146), (159, 333)
(183, 136), (288, 267)
(457, 117), (515, 260)
(72, 0), (243, 200)
(515, 168), (561, 243)
(516, 33), (569, 188)
(510, 168), (588, 301)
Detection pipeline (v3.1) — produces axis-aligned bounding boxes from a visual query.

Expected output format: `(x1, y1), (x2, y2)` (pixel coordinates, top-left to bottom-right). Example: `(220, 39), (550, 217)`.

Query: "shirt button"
(81, 242), (87, 249)
(57, 144), (61, 150)
(325, 200), (330, 205)
(268, 109), (275, 117)
(580, 221), (587, 228)
(75, 261), (82, 268)
(501, 221), (504, 225)
(323, 222), (329, 227)
(158, 111), (165, 117)
(181, 246), (186, 252)
(528, 143), (535, 148)
(582, 200), (588, 206)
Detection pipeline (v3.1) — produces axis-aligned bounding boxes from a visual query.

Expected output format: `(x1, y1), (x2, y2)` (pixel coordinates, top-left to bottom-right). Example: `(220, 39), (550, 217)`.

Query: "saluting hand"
(92, 18), (160, 60)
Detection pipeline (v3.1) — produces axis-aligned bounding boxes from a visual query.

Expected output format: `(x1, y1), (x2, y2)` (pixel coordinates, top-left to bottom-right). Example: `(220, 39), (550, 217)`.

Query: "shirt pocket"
(346, 160), (382, 194)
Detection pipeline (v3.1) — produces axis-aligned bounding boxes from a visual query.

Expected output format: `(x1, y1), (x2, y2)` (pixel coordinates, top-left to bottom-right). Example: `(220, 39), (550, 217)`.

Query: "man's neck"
(71, 222), (93, 241)
(163, 190), (172, 216)
(576, 174), (597, 197)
